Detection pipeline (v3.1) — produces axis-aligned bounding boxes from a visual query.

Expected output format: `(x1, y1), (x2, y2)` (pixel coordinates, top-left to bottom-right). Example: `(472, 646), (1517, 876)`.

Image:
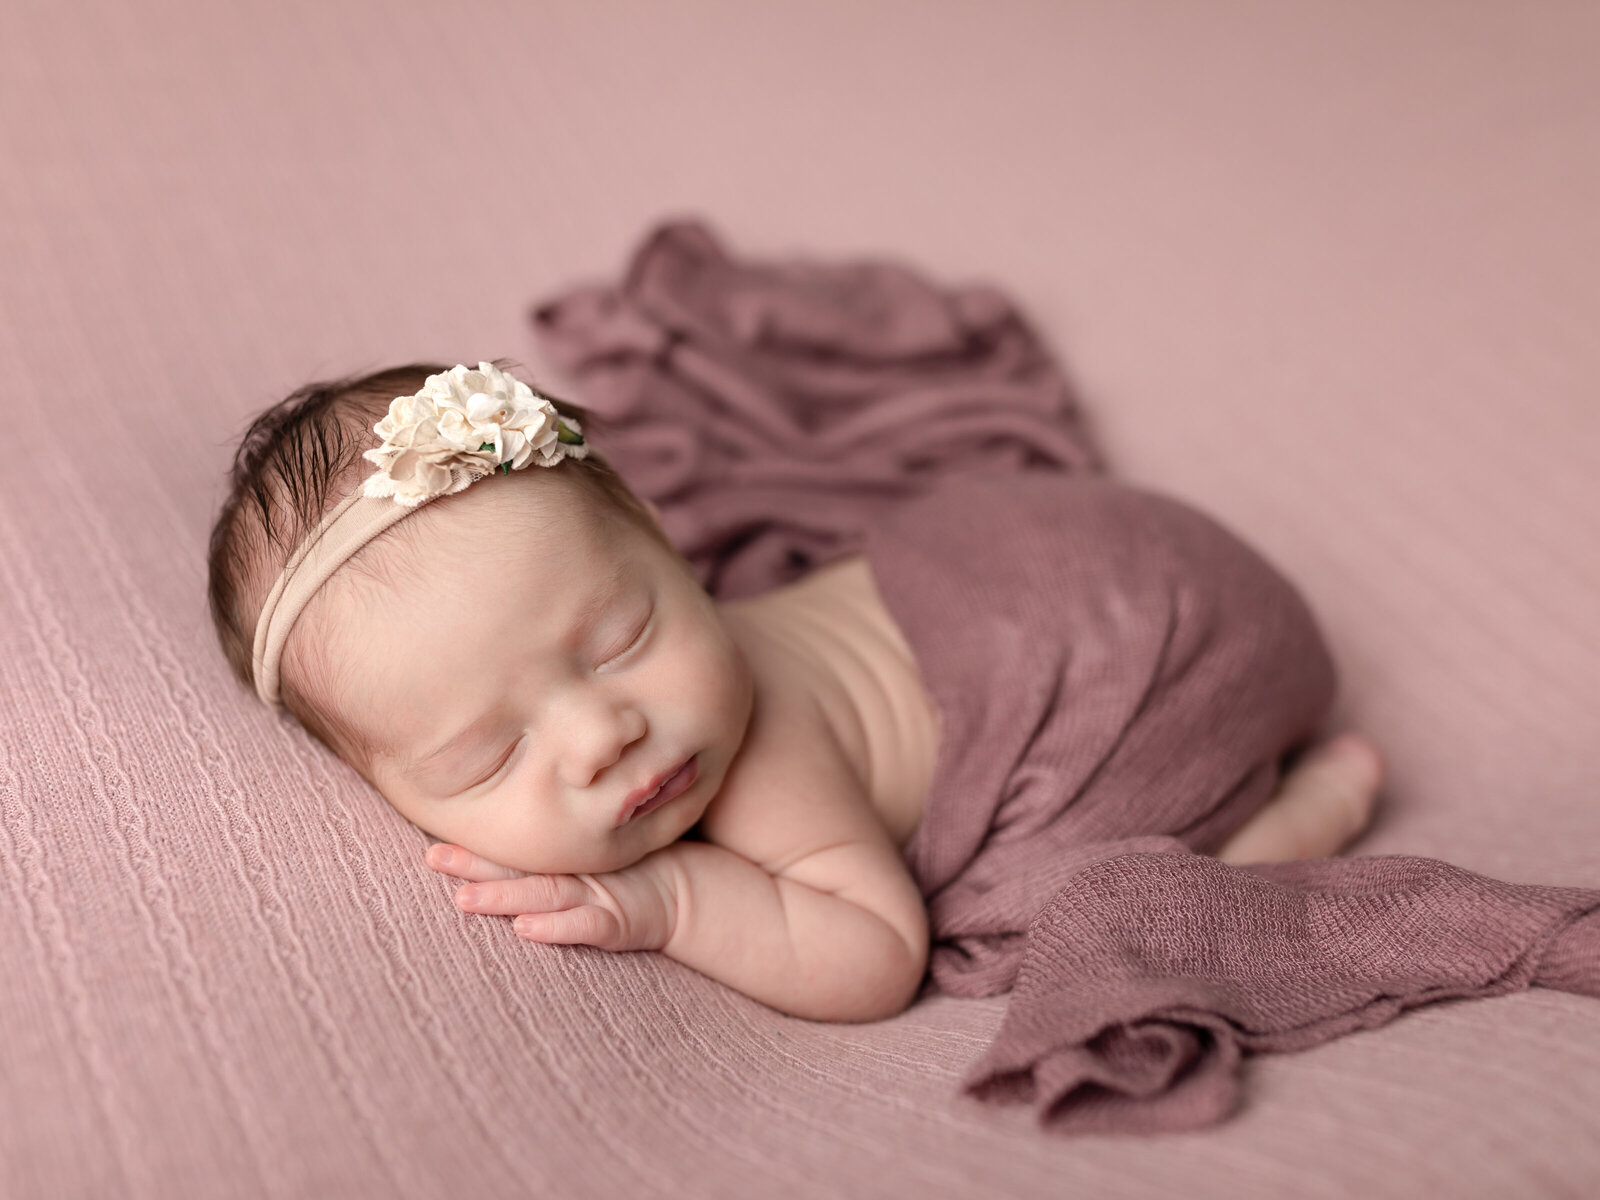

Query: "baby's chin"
(478, 795), (712, 877)
(491, 837), (669, 878)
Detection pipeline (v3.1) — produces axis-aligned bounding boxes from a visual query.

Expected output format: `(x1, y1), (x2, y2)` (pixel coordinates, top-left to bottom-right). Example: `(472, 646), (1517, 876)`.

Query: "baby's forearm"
(652, 840), (924, 1023)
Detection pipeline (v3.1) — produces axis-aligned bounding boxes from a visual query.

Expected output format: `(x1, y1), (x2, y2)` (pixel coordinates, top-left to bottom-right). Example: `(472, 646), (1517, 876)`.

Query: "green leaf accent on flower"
(556, 421), (584, 445)
(501, 461), (512, 475)
(479, 442), (495, 451)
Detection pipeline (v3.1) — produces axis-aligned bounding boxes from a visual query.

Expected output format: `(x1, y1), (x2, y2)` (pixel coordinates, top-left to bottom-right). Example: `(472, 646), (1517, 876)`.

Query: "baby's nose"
(559, 701), (647, 788)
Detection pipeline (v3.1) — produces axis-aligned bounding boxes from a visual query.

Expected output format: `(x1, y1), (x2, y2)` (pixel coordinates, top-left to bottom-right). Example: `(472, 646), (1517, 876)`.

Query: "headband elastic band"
(251, 491), (439, 706)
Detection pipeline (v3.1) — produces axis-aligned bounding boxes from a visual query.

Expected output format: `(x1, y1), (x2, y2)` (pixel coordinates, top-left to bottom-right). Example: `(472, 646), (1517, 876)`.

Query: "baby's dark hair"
(207, 359), (665, 757)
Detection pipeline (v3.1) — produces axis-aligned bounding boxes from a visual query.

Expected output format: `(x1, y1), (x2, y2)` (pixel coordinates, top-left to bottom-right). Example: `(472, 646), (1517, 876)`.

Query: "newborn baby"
(208, 361), (1384, 1023)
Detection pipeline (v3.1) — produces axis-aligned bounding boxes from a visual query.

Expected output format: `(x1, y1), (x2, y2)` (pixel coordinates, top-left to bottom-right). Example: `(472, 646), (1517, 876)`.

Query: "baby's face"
(304, 477), (754, 875)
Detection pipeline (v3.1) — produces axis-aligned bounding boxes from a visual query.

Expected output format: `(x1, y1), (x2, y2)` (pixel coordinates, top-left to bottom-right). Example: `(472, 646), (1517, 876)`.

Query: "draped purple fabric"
(533, 219), (1100, 599)
(533, 221), (1600, 1132)
(866, 474), (1600, 1133)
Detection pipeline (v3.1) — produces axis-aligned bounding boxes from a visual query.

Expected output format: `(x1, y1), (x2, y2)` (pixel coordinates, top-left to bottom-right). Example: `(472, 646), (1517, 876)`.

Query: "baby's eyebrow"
(564, 559), (631, 647)
(407, 712), (503, 775)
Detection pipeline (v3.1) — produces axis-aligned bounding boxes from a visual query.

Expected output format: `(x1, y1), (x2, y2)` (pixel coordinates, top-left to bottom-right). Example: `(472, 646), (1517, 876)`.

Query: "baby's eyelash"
(602, 609), (653, 666)
(471, 740), (520, 789)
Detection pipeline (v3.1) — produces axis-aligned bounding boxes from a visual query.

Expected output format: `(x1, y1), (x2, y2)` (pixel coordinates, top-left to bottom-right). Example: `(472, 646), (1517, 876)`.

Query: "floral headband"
(251, 362), (589, 707)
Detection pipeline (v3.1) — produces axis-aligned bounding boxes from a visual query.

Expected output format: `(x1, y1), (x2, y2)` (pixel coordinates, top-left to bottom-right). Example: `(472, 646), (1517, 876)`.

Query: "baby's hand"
(424, 843), (679, 953)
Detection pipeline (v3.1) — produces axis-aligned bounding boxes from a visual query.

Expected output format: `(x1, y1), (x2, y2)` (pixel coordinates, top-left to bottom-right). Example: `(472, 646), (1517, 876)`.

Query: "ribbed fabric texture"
(5, 0), (1599, 1195)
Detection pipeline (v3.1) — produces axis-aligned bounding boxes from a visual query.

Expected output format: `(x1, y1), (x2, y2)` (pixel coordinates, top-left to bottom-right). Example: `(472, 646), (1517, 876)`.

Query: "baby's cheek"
(379, 790), (455, 848)
(698, 630), (755, 736)
(643, 640), (735, 759)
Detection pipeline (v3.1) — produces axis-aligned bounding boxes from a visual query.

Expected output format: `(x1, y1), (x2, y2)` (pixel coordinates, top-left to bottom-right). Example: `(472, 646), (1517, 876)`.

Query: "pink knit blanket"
(532, 220), (1600, 1133)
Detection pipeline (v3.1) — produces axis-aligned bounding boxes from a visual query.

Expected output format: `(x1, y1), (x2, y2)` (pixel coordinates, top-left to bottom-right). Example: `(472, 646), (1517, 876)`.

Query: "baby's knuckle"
(573, 908), (613, 944)
(511, 874), (548, 903)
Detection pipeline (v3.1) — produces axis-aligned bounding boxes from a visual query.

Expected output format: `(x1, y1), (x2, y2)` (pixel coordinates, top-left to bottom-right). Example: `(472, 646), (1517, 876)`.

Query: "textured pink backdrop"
(1, 1), (1596, 1197)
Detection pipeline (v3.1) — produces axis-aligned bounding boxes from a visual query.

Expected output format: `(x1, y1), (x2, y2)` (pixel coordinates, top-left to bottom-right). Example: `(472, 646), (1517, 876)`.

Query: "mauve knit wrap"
(533, 221), (1600, 1133)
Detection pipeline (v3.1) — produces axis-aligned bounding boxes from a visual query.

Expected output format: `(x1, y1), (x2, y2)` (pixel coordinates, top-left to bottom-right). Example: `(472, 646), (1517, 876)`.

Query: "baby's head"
(208, 361), (754, 875)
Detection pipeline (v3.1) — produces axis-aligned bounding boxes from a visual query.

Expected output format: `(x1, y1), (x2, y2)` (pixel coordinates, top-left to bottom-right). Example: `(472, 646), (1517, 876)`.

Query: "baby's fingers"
(454, 864), (672, 953)
(512, 907), (623, 947)
(453, 872), (588, 916)
(426, 843), (524, 882)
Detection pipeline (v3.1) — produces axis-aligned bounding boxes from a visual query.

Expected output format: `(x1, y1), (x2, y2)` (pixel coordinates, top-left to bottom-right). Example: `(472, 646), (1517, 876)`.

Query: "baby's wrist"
(619, 844), (693, 950)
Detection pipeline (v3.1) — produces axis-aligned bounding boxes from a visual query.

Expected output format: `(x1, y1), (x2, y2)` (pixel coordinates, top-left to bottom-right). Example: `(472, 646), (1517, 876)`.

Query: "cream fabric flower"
(361, 362), (588, 506)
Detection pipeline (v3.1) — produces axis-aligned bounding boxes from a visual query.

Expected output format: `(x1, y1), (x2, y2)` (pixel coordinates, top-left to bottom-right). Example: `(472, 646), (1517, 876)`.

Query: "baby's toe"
(1300, 733), (1384, 841)
(1316, 733), (1385, 792)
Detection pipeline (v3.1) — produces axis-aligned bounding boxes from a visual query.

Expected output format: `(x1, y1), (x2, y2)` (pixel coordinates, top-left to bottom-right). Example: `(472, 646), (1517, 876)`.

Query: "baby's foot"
(1215, 733), (1384, 865)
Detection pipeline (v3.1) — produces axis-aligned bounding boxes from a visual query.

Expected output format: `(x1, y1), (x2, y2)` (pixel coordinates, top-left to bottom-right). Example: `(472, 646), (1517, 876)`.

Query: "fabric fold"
(963, 845), (1600, 1133)
(531, 219), (1600, 1134)
(533, 218), (1100, 600)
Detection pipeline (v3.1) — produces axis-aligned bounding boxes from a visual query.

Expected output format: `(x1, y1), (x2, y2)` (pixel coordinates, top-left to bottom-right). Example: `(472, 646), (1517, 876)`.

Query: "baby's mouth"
(618, 755), (699, 826)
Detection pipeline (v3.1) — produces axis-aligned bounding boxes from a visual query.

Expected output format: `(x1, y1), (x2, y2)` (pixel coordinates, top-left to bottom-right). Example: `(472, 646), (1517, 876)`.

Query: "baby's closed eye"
(596, 603), (653, 668)
(467, 739), (523, 789)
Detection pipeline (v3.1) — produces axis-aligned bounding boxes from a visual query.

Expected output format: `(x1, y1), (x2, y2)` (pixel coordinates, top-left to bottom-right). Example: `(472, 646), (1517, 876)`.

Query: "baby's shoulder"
(694, 645), (891, 877)
(695, 702), (923, 940)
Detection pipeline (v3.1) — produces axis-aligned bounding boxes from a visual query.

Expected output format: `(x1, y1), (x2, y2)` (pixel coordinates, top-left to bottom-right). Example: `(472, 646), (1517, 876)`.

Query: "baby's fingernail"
(429, 847), (454, 868)
(456, 886), (480, 906)
(513, 916), (534, 935)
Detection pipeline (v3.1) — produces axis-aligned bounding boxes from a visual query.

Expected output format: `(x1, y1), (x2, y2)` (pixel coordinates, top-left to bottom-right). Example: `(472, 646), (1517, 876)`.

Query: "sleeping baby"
(207, 360), (1385, 1024)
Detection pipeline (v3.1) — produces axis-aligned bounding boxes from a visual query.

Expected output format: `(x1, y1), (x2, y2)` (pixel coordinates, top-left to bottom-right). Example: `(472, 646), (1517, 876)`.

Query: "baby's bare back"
(713, 553), (942, 852)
